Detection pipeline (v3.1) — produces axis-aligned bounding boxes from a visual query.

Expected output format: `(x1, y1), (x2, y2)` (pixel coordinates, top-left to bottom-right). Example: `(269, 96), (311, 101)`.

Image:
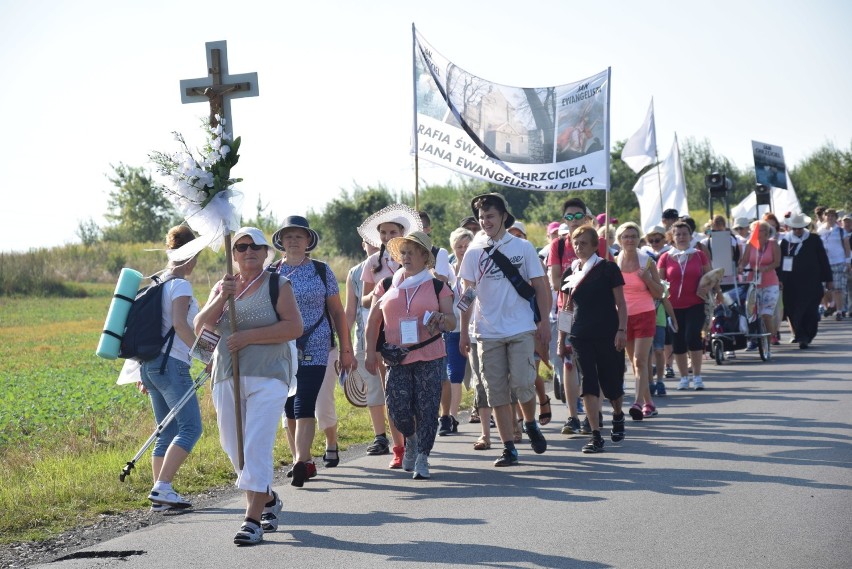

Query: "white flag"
(731, 171), (802, 221)
(621, 99), (657, 174)
(632, 135), (688, 234)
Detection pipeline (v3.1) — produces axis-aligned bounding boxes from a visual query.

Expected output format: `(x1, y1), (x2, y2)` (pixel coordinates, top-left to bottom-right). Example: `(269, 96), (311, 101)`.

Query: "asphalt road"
(39, 320), (852, 569)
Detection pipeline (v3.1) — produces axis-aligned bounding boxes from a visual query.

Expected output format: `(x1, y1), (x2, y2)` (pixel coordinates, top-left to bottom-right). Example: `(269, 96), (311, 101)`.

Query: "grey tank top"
(212, 273), (294, 385)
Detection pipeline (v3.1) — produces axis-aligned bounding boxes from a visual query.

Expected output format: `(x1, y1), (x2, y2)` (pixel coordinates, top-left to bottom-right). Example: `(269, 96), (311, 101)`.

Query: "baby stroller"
(708, 278), (771, 364)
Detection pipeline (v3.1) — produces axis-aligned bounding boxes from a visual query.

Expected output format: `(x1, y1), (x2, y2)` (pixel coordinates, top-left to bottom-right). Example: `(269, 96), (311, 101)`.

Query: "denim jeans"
(140, 354), (202, 457)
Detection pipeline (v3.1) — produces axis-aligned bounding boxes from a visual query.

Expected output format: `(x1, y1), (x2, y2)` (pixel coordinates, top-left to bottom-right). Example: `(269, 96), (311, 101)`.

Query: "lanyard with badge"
(399, 284), (422, 346)
(782, 242), (801, 272)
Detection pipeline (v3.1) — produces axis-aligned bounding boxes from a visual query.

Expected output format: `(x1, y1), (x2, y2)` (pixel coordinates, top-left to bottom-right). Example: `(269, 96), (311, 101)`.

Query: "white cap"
(557, 223), (571, 236)
(510, 221), (527, 237)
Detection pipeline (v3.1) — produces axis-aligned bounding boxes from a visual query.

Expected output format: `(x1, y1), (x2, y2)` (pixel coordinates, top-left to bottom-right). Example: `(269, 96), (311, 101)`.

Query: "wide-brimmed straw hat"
(271, 215), (319, 252)
(357, 204), (422, 248)
(386, 231), (435, 268)
(786, 212), (812, 229)
(470, 192), (515, 229)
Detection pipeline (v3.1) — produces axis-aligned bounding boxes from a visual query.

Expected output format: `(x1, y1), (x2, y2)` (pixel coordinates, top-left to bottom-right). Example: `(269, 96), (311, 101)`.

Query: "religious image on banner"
(414, 28), (610, 191)
(751, 140), (787, 189)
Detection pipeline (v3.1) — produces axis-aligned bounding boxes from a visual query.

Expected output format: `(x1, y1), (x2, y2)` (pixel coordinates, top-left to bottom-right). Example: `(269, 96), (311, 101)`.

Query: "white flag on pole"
(621, 99), (657, 174)
(632, 135), (688, 234)
(731, 171), (802, 221)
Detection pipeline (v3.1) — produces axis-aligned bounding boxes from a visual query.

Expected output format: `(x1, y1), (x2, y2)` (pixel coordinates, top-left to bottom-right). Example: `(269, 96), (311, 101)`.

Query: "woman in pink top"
(657, 221), (712, 391)
(365, 232), (455, 480)
(616, 223), (665, 419)
(738, 220), (781, 348)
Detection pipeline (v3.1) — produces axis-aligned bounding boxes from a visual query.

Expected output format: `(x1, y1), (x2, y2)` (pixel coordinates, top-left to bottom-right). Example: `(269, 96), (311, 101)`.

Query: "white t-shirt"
(160, 278), (199, 363)
(819, 225), (847, 265)
(458, 233), (544, 339)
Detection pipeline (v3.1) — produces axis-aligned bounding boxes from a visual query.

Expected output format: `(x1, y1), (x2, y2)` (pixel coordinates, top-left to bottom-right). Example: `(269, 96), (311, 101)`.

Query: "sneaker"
(450, 415), (459, 433)
(611, 413), (625, 442)
(150, 503), (172, 513)
(493, 447), (519, 467)
(582, 433), (605, 454)
(693, 376), (705, 391)
(260, 491), (283, 532)
(577, 397), (585, 414)
(438, 415), (452, 436)
(148, 484), (192, 509)
(233, 521), (263, 546)
(366, 434), (390, 455)
(561, 416), (581, 435)
(746, 341), (758, 352)
(290, 461), (308, 487)
(649, 381), (658, 396)
(836, 313), (843, 321)
(389, 445), (404, 469)
(306, 461), (317, 480)
(579, 416), (592, 435)
(656, 381), (667, 396)
(677, 377), (690, 390)
(664, 366), (675, 378)
(642, 403), (658, 418)
(770, 335), (780, 346)
(413, 453), (430, 479)
(402, 435), (418, 472)
(489, 416), (496, 428)
(526, 422), (547, 454)
(628, 402), (643, 421)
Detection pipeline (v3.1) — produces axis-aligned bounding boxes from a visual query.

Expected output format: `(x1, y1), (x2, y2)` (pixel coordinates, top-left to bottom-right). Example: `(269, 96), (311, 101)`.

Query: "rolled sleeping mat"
(96, 268), (143, 359)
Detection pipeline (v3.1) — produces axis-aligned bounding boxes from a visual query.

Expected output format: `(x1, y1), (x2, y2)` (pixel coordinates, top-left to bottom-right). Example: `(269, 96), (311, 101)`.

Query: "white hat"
(357, 204), (423, 248)
(509, 221), (527, 237)
(231, 227), (275, 265)
(557, 223), (571, 236)
(786, 212), (812, 229)
(732, 217), (751, 230)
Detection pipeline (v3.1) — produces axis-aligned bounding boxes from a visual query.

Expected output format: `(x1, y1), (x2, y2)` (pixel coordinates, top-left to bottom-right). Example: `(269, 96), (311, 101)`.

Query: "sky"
(1, 0), (850, 252)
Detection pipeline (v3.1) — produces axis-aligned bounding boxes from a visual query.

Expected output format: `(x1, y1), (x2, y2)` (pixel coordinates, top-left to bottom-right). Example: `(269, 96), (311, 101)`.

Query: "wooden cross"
(179, 40), (259, 141)
(179, 40), (259, 470)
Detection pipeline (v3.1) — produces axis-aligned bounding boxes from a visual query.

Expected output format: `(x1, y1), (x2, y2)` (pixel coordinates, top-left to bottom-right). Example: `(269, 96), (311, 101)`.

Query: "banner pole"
(411, 22), (420, 210)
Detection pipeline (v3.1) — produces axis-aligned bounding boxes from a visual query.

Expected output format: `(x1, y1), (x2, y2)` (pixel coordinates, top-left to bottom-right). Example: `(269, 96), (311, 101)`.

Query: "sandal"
(473, 435), (491, 450)
(469, 407), (481, 423)
(538, 395), (552, 426)
(322, 447), (339, 468)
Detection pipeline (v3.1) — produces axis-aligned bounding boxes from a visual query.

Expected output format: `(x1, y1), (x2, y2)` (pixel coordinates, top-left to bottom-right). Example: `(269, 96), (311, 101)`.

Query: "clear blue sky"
(1, 0), (849, 251)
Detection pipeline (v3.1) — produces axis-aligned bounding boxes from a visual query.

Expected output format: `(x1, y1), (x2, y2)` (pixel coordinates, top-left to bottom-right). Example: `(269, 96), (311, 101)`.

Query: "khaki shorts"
(356, 350), (386, 407)
(478, 331), (537, 408)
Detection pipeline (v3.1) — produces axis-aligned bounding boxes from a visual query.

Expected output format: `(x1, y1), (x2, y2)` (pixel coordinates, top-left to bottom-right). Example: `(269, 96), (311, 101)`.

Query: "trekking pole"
(119, 370), (210, 482)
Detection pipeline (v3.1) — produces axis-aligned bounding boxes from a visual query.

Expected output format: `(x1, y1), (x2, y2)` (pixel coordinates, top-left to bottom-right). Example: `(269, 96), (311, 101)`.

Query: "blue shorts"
(443, 332), (466, 384)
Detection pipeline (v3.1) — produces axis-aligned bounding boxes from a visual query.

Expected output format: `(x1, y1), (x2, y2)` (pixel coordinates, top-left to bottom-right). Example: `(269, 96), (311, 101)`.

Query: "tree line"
(83, 138), (852, 257)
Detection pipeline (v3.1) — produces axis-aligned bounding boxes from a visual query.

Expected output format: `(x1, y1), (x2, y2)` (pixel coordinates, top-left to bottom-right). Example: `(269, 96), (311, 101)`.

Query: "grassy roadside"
(0, 283), (483, 544)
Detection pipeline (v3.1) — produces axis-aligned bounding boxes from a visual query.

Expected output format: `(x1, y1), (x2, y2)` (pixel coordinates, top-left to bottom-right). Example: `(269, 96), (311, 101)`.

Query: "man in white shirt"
(458, 193), (551, 467)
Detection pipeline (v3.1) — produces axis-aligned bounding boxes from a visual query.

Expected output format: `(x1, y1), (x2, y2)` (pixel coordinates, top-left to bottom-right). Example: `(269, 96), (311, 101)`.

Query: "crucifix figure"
(180, 40), (259, 140)
(179, 40), (259, 469)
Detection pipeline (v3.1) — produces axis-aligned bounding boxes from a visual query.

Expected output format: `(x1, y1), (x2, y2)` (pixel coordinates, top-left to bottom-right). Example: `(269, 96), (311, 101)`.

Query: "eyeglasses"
(563, 212), (585, 221)
(648, 238), (663, 244)
(233, 243), (266, 252)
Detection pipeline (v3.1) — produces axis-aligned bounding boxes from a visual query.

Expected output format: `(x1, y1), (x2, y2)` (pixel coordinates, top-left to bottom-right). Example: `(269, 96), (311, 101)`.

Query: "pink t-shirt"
(746, 241), (779, 288)
(657, 250), (709, 309)
(361, 251), (399, 284)
(621, 270), (656, 316)
(376, 278), (452, 364)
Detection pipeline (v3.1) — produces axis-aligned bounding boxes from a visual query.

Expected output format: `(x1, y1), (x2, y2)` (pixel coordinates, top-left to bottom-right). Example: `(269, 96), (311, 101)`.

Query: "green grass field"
(0, 283), (390, 543)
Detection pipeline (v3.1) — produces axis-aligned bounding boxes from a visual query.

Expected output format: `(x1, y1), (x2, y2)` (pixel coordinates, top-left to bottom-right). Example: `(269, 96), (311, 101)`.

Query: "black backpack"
(267, 259), (336, 348)
(116, 275), (177, 372)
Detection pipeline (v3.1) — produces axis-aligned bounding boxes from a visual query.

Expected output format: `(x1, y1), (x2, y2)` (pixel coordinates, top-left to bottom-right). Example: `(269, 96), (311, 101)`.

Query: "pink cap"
(596, 213), (617, 226)
(547, 221), (561, 233)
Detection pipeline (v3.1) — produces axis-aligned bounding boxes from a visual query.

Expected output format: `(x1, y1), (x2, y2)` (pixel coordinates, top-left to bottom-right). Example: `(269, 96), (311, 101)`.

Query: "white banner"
(414, 28), (610, 191)
(632, 136), (688, 233)
(621, 99), (657, 174)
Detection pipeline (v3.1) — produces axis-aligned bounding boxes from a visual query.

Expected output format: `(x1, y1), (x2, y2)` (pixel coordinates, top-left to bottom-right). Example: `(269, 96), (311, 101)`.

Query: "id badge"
(399, 317), (419, 346)
(782, 256), (793, 272)
(557, 310), (574, 333)
(457, 287), (476, 312)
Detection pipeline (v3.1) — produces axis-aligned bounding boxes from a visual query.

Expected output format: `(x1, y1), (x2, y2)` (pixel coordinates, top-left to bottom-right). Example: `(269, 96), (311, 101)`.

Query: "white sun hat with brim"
(231, 226), (276, 265)
(357, 204), (423, 248)
(509, 221), (527, 237)
(786, 212), (812, 229)
(732, 217), (751, 230)
(386, 231), (436, 269)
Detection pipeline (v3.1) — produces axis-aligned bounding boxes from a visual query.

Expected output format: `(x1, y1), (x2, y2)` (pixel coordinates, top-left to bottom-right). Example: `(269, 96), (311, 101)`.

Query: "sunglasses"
(233, 243), (266, 252)
(648, 238), (663, 244)
(563, 212), (586, 221)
